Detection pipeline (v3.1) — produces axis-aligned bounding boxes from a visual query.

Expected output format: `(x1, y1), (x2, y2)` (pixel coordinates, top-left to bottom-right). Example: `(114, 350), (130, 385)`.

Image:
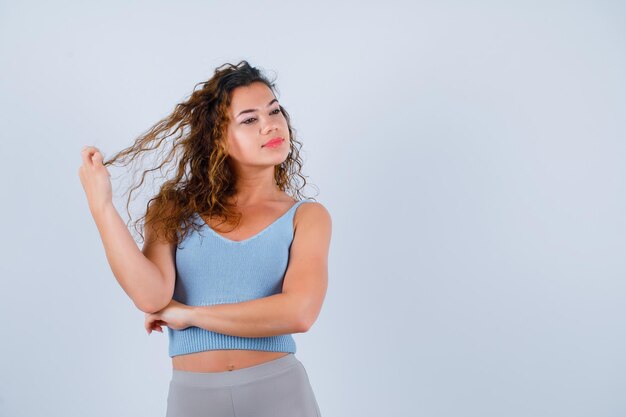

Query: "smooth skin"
(79, 81), (331, 372)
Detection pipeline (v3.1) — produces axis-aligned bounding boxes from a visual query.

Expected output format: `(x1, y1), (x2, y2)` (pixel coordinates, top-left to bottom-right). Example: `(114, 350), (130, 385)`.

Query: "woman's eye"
(242, 108), (281, 125)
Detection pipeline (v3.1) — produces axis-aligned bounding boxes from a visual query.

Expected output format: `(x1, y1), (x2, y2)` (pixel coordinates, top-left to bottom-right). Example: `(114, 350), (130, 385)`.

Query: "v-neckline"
(196, 200), (302, 244)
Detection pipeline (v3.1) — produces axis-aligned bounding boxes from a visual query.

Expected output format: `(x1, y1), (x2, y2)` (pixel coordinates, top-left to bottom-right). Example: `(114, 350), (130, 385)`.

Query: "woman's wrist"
(186, 305), (201, 328)
(90, 200), (116, 221)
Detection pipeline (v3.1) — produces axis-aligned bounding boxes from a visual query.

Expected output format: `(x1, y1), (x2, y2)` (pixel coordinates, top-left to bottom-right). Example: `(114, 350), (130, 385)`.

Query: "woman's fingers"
(80, 146), (106, 171)
(152, 319), (164, 332)
(81, 146), (101, 162)
(145, 314), (156, 332)
(78, 145), (113, 212)
(80, 147), (93, 167)
(145, 315), (165, 334)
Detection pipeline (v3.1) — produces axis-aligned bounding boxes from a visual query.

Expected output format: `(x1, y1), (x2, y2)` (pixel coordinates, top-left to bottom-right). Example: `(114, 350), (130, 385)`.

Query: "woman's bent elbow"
(134, 294), (172, 314)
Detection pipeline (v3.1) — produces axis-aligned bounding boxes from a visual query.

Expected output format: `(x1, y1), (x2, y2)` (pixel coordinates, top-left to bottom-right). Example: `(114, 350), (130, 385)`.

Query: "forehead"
(230, 82), (276, 113)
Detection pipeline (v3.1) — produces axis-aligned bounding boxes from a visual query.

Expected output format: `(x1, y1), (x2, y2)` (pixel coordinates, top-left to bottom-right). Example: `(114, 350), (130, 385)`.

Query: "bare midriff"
(172, 349), (290, 372)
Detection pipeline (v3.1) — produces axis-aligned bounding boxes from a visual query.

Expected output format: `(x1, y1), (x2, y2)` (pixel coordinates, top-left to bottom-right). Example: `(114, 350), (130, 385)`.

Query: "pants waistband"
(170, 353), (300, 388)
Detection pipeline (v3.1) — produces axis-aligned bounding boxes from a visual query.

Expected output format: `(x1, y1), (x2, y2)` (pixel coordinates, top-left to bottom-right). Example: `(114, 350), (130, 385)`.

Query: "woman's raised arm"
(79, 146), (174, 313)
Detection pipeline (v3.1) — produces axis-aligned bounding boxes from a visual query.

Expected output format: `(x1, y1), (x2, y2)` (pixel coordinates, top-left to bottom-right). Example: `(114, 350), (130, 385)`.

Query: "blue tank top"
(167, 198), (315, 357)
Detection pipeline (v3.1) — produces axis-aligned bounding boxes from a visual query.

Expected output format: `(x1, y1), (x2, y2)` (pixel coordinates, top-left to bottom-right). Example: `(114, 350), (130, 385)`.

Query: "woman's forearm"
(189, 293), (306, 338)
(91, 203), (170, 313)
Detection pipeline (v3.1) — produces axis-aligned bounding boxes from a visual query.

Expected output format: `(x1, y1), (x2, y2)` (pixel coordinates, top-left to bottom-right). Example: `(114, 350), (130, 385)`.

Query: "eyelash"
(242, 108), (282, 125)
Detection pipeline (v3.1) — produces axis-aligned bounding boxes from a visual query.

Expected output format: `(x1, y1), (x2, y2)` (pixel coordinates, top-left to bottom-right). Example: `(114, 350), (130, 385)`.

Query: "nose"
(261, 116), (280, 134)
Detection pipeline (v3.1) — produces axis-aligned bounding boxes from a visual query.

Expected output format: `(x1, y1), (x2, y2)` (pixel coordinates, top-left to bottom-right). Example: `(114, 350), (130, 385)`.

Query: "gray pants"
(166, 353), (321, 417)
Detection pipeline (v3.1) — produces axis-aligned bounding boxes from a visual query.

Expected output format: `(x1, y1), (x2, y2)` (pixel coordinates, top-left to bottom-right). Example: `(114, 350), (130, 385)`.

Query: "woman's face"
(225, 82), (290, 170)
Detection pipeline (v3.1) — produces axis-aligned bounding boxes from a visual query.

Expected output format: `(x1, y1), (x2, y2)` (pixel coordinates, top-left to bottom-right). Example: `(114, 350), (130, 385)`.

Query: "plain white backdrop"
(1, 1), (625, 416)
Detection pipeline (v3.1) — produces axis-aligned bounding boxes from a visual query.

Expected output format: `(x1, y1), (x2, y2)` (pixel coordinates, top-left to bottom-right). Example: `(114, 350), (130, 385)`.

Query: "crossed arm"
(145, 202), (332, 338)
(189, 293), (311, 337)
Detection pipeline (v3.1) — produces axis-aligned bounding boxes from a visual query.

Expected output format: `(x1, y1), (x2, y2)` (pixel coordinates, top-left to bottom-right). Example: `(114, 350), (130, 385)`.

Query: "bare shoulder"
(293, 200), (332, 255)
(294, 200), (332, 229)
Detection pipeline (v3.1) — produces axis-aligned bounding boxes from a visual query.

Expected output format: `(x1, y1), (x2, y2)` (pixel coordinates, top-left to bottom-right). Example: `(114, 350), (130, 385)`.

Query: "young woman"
(78, 60), (331, 417)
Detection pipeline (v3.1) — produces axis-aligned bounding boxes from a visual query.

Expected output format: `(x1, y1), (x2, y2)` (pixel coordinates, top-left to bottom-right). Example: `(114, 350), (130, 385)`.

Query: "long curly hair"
(102, 60), (315, 247)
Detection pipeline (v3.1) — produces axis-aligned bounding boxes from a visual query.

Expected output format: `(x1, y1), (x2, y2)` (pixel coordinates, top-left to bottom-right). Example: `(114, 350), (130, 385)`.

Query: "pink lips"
(263, 138), (285, 148)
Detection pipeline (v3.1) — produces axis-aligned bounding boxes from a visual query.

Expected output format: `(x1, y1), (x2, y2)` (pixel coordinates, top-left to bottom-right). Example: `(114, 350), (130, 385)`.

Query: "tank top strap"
(293, 197), (315, 208)
(276, 198), (315, 230)
(290, 198), (315, 214)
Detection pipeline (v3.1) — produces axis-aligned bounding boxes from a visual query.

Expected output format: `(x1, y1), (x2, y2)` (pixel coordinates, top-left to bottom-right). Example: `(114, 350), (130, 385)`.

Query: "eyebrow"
(236, 98), (279, 118)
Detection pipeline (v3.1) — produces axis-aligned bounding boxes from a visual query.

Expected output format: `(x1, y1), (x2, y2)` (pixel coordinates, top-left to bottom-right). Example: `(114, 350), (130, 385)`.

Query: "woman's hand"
(145, 299), (195, 334)
(78, 145), (113, 214)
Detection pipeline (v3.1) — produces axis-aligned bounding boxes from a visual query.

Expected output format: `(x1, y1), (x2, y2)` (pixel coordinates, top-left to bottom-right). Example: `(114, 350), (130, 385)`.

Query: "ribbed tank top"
(167, 198), (315, 357)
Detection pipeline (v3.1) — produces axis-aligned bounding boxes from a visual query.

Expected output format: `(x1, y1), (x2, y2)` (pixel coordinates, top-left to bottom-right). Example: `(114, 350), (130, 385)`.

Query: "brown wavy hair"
(102, 60), (316, 247)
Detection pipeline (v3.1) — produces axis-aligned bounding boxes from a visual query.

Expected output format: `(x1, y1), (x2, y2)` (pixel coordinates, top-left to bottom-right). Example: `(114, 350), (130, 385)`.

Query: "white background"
(1, 1), (625, 416)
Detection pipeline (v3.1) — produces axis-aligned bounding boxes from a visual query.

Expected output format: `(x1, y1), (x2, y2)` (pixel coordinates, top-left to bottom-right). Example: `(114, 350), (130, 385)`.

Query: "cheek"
(228, 133), (260, 158)
(227, 131), (246, 152)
